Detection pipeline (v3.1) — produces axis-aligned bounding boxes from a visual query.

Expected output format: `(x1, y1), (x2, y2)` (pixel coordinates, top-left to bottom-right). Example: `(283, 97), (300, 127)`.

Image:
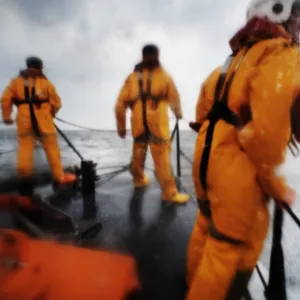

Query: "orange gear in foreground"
(0, 230), (140, 300)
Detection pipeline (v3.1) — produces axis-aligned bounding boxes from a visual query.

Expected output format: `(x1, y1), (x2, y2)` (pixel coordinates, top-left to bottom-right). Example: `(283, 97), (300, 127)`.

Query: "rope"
(255, 265), (268, 290)
(55, 117), (115, 132)
(0, 149), (17, 156)
(96, 165), (131, 185)
(179, 149), (193, 165)
(98, 165), (130, 170)
(54, 124), (84, 161)
(1, 116), (185, 132)
(283, 203), (300, 227)
(56, 116), (188, 133)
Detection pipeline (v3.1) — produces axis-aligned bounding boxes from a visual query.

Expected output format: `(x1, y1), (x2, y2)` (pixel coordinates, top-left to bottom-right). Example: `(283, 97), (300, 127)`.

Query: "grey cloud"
(9, 0), (81, 26)
(0, 0), (247, 129)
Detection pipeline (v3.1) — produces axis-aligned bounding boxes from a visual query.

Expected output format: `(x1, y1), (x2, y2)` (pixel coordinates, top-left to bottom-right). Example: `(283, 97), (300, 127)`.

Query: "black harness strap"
(198, 199), (245, 245)
(13, 98), (48, 107)
(24, 79), (41, 137)
(197, 44), (257, 246)
(199, 46), (253, 191)
(137, 70), (166, 107)
(138, 70), (168, 143)
(136, 71), (170, 145)
(197, 199), (211, 219)
(14, 80), (49, 108)
(138, 71), (151, 143)
(13, 76), (50, 138)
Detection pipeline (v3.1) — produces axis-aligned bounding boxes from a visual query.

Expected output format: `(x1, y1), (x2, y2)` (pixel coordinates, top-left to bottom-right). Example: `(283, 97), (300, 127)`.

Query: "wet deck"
(0, 170), (198, 300)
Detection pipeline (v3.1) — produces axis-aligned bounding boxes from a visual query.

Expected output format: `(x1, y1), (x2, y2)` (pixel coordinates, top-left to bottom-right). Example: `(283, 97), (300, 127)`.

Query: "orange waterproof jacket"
(1, 69), (61, 135)
(115, 64), (183, 140)
(194, 35), (300, 201)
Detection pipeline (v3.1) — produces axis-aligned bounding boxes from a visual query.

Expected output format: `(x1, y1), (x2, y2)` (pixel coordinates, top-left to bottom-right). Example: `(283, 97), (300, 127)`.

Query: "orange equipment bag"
(0, 229), (140, 300)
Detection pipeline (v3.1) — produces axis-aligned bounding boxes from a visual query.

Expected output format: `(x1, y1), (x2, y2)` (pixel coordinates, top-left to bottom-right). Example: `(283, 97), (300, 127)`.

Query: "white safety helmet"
(247, 0), (296, 23)
(247, 0), (300, 43)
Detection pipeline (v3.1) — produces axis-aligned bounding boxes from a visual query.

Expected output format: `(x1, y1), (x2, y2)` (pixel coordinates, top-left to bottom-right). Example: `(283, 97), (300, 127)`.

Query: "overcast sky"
(0, 0), (246, 130)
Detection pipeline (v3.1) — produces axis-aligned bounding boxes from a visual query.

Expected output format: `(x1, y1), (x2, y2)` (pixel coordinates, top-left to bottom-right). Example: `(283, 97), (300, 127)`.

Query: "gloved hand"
(275, 186), (296, 207)
(3, 119), (13, 125)
(118, 129), (126, 138)
(189, 121), (201, 133)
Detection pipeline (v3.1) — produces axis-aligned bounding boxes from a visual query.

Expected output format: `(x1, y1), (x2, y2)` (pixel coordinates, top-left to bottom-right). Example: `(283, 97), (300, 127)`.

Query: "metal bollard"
(81, 160), (97, 219)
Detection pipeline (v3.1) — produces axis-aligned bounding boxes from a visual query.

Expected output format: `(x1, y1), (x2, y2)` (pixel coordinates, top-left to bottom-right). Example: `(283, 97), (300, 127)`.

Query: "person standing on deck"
(1, 56), (76, 195)
(115, 44), (189, 204)
(186, 0), (300, 299)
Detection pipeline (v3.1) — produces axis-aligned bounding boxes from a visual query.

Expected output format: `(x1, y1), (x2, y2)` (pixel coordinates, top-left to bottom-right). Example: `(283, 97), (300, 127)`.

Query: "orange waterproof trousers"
(130, 141), (178, 199)
(17, 134), (64, 182)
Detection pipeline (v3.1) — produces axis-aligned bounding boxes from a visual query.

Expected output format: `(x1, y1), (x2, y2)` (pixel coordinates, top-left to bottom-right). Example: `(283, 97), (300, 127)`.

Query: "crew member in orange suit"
(115, 44), (189, 203)
(186, 1), (300, 299)
(1, 56), (76, 195)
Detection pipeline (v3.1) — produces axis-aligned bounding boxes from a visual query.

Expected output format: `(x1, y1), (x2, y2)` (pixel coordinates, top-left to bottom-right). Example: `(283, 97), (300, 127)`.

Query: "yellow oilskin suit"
(1, 68), (71, 184)
(186, 28), (300, 299)
(115, 64), (189, 203)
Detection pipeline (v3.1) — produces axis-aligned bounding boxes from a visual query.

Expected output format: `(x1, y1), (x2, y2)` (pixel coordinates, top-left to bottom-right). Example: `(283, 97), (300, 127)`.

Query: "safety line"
(0, 149), (17, 155)
(283, 203), (300, 228)
(55, 117), (116, 132)
(255, 265), (268, 290)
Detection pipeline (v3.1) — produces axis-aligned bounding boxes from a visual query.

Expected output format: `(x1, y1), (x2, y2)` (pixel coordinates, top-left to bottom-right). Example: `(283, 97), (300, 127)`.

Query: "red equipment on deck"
(0, 195), (140, 300)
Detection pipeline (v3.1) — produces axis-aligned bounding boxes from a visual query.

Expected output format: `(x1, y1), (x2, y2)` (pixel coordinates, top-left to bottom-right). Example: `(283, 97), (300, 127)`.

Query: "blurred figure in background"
(115, 44), (189, 203)
(1, 56), (76, 195)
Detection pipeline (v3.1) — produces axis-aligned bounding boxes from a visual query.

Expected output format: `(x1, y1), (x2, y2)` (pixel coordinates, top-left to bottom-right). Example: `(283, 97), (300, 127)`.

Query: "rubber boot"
(52, 172), (77, 194)
(162, 192), (189, 204)
(51, 173), (77, 206)
(59, 172), (77, 184)
(133, 175), (150, 188)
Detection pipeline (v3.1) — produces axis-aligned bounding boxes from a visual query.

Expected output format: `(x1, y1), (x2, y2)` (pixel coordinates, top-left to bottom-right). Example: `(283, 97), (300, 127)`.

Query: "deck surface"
(0, 171), (198, 300)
